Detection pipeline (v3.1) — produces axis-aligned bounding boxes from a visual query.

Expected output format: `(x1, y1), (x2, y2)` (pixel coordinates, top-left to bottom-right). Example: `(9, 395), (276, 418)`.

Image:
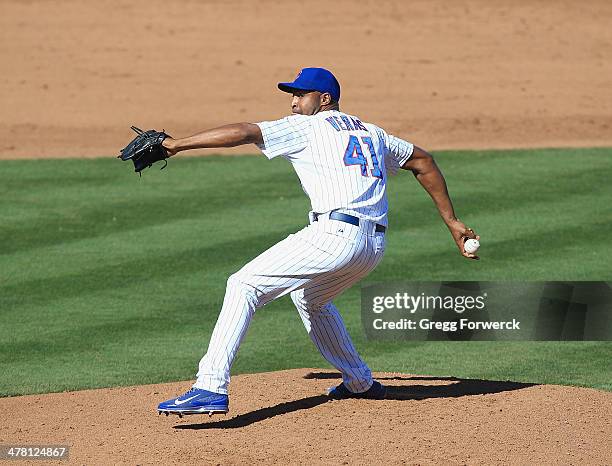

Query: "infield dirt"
(2, 369), (611, 465)
(1, 0), (612, 159)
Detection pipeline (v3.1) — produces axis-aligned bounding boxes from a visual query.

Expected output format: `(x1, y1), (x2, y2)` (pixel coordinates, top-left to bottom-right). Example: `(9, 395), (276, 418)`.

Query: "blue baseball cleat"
(327, 380), (387, 400)
(158, 388), (229, 418)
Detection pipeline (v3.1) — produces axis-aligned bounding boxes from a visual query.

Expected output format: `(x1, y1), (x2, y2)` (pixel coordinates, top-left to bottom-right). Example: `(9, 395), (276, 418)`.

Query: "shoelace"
(176, 388), (198, 401)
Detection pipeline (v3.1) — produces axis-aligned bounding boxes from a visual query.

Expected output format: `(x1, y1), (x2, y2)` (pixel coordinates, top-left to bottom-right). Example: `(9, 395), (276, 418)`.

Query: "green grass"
(1, 147), (611, 396)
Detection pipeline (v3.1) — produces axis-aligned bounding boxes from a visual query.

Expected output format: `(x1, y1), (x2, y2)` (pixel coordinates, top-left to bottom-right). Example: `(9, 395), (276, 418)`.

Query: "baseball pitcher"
(154, 67), (480, 417)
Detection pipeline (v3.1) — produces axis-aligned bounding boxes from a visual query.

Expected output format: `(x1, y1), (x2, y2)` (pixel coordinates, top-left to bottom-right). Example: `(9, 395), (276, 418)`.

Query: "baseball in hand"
(464, 238), (480, 254)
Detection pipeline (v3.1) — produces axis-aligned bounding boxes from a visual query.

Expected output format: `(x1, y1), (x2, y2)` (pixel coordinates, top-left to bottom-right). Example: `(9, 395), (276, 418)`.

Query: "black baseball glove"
(118, 126), (171, 174)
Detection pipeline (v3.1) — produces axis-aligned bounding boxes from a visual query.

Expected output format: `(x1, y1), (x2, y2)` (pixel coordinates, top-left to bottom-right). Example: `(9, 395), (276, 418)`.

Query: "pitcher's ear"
(321, 92), (332, 105)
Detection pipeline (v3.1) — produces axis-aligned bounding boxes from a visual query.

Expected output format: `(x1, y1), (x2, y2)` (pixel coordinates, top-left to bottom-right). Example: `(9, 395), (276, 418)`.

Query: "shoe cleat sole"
(157, 407), (229, 417)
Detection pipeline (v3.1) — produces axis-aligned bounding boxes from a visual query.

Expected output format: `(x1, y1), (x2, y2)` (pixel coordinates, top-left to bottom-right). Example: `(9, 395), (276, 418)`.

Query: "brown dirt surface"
(1, 369), (611, 465)
(1, 0), (612, 159)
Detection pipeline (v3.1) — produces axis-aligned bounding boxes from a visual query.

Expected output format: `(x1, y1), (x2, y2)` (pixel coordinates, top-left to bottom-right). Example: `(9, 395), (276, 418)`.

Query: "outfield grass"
(1, 148), (611, 396)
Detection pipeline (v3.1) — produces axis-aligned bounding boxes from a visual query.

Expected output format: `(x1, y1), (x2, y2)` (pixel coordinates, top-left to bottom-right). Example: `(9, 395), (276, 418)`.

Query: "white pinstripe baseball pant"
(194, 213), (386, 394)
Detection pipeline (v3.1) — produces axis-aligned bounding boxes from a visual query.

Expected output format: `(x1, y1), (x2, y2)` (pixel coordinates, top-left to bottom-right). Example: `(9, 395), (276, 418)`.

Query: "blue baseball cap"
(278, 67), (341, 102)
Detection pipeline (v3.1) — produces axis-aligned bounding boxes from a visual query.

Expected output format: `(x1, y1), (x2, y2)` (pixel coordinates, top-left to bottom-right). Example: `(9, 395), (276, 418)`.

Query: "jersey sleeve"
(383, 133), (414, 175)
(255, 115), (311, 159)
(366, 124), (414, 176)
(386, 134), (414, 168)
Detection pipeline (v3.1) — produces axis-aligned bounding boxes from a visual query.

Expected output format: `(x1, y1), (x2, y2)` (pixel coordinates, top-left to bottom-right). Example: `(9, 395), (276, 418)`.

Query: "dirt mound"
(1, 369), (610, 464)
(2, 0), (612, 159)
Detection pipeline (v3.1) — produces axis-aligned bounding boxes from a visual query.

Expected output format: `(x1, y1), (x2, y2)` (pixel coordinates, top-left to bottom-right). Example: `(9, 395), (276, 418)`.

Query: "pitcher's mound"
(1, 369), (609, 464)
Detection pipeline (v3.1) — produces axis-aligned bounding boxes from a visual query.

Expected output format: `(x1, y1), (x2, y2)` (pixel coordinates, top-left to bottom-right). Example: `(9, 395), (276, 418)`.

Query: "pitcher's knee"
(290, 290), (305, 310)
(226, 272), (260, 307)
(291, 292), (326, 315)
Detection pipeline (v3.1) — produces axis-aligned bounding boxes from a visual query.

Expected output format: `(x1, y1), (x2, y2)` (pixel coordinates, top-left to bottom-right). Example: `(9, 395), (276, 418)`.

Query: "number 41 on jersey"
(343, 135), (383, 179)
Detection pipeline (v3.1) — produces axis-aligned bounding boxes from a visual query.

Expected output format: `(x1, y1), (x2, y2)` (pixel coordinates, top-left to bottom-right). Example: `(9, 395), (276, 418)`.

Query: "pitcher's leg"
(293, 292), (373, 392)
(194, 274), (259, 394)
(194, 227), (354, 394)
(290, 232), (384, 393)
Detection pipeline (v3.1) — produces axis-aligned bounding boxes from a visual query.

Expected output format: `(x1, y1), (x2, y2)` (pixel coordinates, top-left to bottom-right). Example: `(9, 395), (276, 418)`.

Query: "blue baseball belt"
(313, 211), (386, 233)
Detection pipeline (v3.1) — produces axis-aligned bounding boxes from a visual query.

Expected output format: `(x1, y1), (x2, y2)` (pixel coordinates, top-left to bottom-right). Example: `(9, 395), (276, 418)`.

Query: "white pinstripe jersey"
(256, 110), (413, 226)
